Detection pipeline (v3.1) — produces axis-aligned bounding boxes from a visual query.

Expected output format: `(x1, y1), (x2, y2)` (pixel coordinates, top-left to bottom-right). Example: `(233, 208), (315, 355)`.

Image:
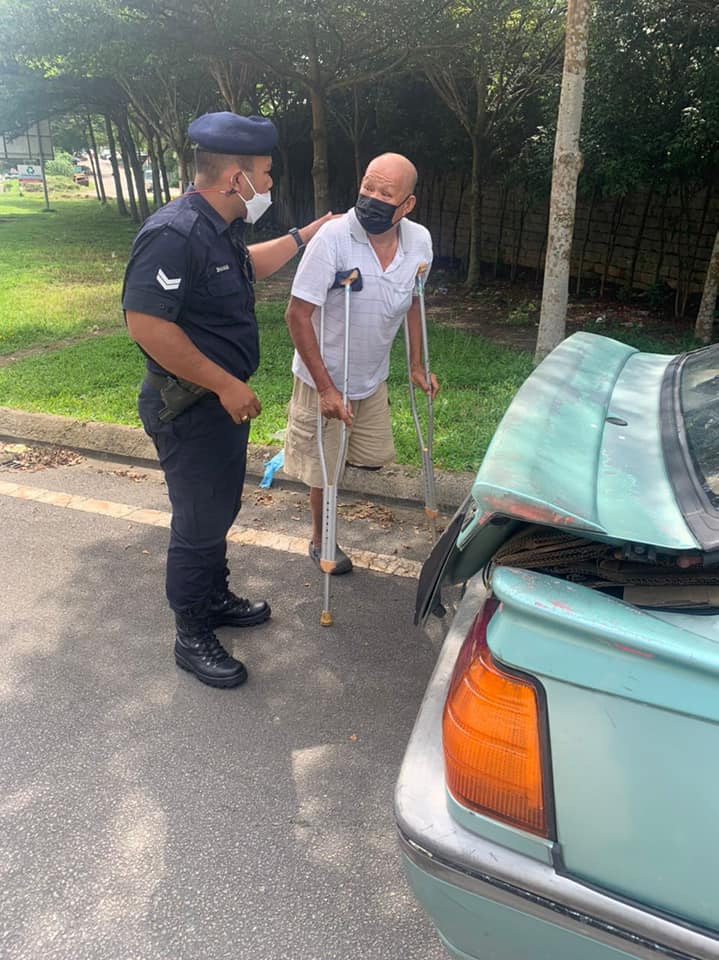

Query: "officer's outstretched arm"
(249, 212), (338, 280)
(126, 311), (261, 423)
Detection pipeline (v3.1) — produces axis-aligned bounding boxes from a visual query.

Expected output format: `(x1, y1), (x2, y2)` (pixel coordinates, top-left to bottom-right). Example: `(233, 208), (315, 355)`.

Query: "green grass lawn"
(0, 193), (701, 473)
(0, 194), (136, 354)
(0, 302), (534, 472)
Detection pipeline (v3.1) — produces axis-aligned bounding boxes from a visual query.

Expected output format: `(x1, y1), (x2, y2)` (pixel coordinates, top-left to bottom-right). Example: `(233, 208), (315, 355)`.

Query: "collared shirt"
(122, 189), (259, 381)
(290, 208), (433, 400)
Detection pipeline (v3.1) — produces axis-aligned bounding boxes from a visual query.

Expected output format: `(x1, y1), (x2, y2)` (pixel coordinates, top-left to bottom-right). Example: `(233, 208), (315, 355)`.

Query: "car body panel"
(471, 333), (696, 551)
(396, 577), (717, 959)
(490, 566), (719, 931)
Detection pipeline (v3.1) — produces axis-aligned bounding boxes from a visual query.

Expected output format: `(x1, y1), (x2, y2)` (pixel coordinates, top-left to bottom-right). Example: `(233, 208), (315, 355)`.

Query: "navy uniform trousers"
(138, 382), (250, 616)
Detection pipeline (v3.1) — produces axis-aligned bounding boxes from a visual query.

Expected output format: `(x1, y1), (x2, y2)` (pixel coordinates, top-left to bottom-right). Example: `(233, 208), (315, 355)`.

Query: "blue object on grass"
(259, 449), (284, 488)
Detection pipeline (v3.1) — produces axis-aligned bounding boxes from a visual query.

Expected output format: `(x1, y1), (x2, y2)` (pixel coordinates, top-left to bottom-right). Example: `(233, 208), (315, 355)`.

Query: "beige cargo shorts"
(283, 376), (395, 488)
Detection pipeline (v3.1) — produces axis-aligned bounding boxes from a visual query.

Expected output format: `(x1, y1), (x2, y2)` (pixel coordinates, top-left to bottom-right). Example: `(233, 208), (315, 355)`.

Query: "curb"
(0, 407), (475, 511)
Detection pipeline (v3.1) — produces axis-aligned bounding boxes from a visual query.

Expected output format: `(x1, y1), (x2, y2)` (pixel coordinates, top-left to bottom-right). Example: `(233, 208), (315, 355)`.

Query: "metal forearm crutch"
(403, 261), (438, 542)
(317, 268), (361, 627)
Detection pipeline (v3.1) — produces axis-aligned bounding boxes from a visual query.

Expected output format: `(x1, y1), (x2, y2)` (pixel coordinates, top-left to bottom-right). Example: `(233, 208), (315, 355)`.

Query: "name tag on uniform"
(215, 264), (230, 273)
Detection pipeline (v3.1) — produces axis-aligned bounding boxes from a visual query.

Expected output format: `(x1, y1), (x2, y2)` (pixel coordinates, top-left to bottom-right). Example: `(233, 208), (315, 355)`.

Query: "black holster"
(145, 373), (209, 423)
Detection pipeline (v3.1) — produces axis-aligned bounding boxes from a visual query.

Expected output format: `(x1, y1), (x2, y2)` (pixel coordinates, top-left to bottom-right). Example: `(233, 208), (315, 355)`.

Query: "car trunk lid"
(417, 332), (700, 625)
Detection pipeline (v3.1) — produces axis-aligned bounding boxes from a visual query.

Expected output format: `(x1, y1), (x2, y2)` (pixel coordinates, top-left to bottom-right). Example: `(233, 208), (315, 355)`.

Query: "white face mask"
(240, 170), (272, 224)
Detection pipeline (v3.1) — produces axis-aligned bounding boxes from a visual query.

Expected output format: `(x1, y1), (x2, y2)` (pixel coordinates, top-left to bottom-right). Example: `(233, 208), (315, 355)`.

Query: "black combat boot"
(208, 566), (271, 629)
(174, 610), (248, 688)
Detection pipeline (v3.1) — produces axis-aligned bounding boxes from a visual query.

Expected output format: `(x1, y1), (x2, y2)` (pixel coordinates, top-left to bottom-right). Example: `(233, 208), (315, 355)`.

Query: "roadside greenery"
(0, 195), (705, 472)
(0, 196), (538, 472)
(0, 307), (535, 474)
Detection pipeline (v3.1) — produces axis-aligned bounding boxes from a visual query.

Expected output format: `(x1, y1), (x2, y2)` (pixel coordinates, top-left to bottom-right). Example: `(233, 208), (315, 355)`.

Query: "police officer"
(123, 112), (332, 689)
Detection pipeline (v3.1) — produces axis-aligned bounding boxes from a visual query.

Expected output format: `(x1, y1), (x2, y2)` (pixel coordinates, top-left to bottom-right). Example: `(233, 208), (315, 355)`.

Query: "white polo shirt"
(290, 208), (433, 400)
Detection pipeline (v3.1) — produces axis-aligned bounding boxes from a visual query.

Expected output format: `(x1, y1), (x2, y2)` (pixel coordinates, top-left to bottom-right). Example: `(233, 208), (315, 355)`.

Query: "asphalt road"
(1, 449), (448, 960)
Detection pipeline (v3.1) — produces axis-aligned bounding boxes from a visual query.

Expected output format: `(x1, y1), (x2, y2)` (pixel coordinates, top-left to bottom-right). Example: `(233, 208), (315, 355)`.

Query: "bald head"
(363, 153), (418, 197)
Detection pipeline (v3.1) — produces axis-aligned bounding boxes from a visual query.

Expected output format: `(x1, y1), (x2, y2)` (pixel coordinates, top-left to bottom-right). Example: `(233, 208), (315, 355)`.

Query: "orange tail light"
(443, 598), (549, 837)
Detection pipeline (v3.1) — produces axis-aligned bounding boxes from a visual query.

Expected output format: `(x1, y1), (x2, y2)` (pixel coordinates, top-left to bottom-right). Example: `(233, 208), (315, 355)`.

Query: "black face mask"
(355, 192), (409, 235)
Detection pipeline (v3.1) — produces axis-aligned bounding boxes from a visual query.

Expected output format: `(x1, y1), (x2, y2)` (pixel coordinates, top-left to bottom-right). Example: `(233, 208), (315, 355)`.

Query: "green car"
(396, 332), (719, 959)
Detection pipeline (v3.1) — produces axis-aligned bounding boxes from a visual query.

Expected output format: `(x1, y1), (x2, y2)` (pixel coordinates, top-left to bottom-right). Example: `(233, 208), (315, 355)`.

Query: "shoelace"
(215, 589), (250, 612)
(192, 629), (232, 665)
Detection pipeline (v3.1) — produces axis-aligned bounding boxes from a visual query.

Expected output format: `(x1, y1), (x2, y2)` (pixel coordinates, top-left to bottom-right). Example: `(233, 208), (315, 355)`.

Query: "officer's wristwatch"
(288, 227), (305, 251)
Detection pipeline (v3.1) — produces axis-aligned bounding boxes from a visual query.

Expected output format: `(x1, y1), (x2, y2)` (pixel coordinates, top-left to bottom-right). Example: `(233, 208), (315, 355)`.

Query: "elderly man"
(123, 111), (331, 688)
(284, 152), (439, 573)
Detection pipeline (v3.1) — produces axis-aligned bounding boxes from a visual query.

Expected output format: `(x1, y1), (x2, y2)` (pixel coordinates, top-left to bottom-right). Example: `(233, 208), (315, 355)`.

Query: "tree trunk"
(118, 116), (150, 221)
(86, 114), (106, 203)
(352, 84), (362, 191)
(452, 173), (467, 263)
(654, 181), (671, 285)
(682, 183), (712, 317)
(510, 196), (526, 283)
(437, 174), (448, 260)
(105, 117), (127, 216)
(535, 0), (591, 363)
(465, 135), (483, 289)
(575, 184), (596, 295)
(309, 87), (330, 216)
(117, 128), (138, 221)
(695, 226), (719, 343)
(628, 185), (653, 292)
(158, 145), (171, 204)
(278, 139), (296, 224)
(146, 134), (162, 208)
(674, 182), (691, 318)
(600, 195), (624, 298)
(178, 149), (191, 193)
(494, 185), (508, 279)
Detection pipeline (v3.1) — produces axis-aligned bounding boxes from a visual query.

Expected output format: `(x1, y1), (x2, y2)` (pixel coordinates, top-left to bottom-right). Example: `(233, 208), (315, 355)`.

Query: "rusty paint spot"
(613, 643), (655, 659)
(482, 494), (578, 527)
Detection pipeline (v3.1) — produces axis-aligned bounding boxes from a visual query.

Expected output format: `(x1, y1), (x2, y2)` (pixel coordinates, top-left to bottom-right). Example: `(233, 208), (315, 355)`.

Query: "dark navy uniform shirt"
(122, 190), (258, 381)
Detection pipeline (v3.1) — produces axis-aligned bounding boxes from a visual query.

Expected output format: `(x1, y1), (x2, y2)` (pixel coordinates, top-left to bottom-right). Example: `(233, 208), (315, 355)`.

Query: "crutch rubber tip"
(320, 610), (333, 627)
(319, 559), (337, 574)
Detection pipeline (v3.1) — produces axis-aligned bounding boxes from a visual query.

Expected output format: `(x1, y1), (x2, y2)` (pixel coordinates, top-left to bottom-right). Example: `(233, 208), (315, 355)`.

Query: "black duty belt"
(144, 372), (209, 423)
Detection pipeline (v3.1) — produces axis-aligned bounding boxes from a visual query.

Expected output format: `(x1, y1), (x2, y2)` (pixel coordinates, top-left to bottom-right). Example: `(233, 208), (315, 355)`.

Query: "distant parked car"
(396, 332), (719, 960)
(100, 149), (112, 161)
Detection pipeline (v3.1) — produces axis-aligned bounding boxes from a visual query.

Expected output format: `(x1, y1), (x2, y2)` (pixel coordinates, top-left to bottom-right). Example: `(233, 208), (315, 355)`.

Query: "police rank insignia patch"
(156, 268), (182, 291)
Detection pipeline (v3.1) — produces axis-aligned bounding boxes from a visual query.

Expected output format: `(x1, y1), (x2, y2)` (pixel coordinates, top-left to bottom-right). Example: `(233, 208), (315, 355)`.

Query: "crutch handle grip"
(320, 610), (333, 627)
(319, 559), (337, 574)
(424, 506), (439, 520)
(331, 268), (362, 291)
(415, 261), (429, 278)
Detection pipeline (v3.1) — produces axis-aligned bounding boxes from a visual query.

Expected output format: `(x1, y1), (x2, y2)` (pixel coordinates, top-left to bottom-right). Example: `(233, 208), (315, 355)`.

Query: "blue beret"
(188, 112), (278, 155)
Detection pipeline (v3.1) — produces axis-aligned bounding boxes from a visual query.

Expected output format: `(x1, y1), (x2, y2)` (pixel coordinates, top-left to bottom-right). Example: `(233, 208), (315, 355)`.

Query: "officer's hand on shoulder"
(218, 379), (262, 424)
